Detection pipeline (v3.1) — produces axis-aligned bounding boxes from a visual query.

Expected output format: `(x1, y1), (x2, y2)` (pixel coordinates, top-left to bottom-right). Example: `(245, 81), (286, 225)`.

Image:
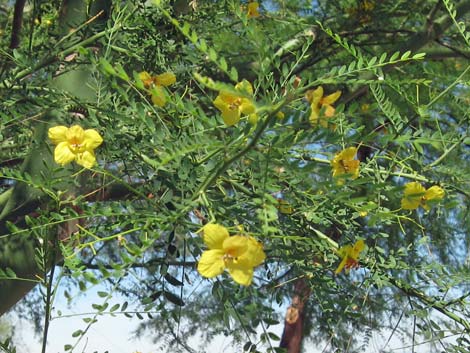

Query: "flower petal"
(84, 129), (103, 150)
(54, 142), (76, 166)
(322, 90), (341, 105)
(197, 249), (225, 278)
(213, 91), (240, 111)
(247, 2), (260, 18)
(213, 95), (228, 111)
(338, 147), (357, 161)
(203, 224), (229, 249)
(305, 86), (323, 104)
(235, 80), (253, 95)
(240, 99), (256, 115)
(331, 147), (360, 179)
(343, 160), (360, 179)
(48, 126), (68, 145)
(323, 104), (336, 118)
(221, 108), (241, 126)
(351, 239), (365, 259)
(66, 125), (85, 142)
(151, 86), (167, 107)
(76, 150), (97, 169)
(425, 186), (445, 201)
(237, 237), (265, 267)
(403, 182), (425, 197)
(401, 197), (421, 210)
(337, 244), (352, 258)
(223, 235), (249, 258)
(309, 105), (320, 125)
(138, 71), (153, 88)
(155, 72), (176, 87)
(335, 255), (349, 275)
(401, 182), (425, 210)
(227, 266), (254, 286)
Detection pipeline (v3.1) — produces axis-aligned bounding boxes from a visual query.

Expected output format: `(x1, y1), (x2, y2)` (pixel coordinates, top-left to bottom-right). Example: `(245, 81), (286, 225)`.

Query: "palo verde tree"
(1, 0), (470, 353)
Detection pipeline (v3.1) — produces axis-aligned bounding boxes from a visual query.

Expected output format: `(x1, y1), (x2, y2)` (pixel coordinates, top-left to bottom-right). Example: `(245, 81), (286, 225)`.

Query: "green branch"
(312, 229), (470, 332)
(193, 102), (286, 199)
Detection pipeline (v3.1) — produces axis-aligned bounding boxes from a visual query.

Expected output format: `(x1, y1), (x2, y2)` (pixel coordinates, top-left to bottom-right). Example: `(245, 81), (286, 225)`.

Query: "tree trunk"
(279, 278), (311, 353)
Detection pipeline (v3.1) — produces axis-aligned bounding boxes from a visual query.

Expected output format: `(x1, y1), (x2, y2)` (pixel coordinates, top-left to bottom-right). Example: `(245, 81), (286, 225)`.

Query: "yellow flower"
(197, 224), (265, 286)
(331, 147), (360, 182)
(335, 239), (366, 274)
(247, 2), (260, 18)
(401, 182), (445, 211)
(138, 71), (176, 107)
(48, 125), (103, 169)
(138, 71), (154, 88)
(213, 80), (256, 126)
(305, 86), (341, 128)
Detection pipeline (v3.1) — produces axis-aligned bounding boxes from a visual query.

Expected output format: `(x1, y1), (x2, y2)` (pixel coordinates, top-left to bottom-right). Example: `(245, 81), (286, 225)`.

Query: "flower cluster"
(401, 182), (445, 211)
(197, 224), (265, 286)
(48, 125), (103, 169)
(305, 86), (341, 128)
(138, 71), (176, 107)
(213, 80), (257, 126)
(45, 72), (447, 289)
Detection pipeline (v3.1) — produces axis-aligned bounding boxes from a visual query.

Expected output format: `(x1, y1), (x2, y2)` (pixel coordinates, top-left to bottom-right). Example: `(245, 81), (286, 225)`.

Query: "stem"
(10, 30), (107, 84)
(385, 274), (470, 332)
(425, 137), (465, 170)
(193, 102), (285, 199)
(41, 246), (58, 353)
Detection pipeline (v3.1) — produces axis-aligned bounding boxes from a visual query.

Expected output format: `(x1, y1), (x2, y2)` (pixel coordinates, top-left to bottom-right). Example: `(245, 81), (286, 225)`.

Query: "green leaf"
(109, 303), (120, 312)
(390, 51), (400, 61)
(379, 52), (387, 63)
(219, 57), (228, 72)
(164, 290), (185, 306)
(164, 273), (183, 286)
(401, 50), (411, 60)
(208, 48), (217, 61)
(199, 39), (207, 51)
(114, 63), (130, 81)
(182, 22), (190, 36)
(99, 58), (116, 75)
(5, 268), (16, 278)
(71, 330), (83, 338)
(412, 52), (426, 60)
(230, 67), (239, 82)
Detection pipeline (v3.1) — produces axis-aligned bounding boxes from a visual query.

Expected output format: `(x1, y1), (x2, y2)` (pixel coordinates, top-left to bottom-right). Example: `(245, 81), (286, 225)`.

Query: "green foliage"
(1, 0), (470, 352)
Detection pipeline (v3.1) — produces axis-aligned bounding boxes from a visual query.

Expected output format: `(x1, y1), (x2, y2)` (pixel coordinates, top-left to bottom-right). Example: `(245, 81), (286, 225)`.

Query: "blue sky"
(7, 282), (459, 353)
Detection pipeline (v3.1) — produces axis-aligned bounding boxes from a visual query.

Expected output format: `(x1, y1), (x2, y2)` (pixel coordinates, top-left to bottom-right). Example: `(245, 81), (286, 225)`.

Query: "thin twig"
(41, 241), (58, 353)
